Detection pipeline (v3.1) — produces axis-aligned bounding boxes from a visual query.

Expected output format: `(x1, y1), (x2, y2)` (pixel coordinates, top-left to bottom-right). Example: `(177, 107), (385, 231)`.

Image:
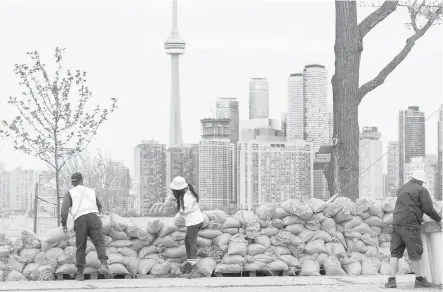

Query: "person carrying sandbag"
(385, 170), (441, 289)
(60, 172), (113, 281)
(165, 176), (204, 278)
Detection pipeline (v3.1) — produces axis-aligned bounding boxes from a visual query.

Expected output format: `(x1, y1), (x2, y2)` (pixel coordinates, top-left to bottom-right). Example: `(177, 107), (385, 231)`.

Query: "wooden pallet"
(55, 273), (131, 280)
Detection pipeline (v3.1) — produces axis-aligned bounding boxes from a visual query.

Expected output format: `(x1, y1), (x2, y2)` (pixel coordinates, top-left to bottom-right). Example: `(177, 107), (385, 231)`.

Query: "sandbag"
(108, 240), (133, 248)
(138, 258), (158, 274)
(321, 218), (336, 232)
(266, 260), (288, 271)
(215, 263), (243, 273)
(253, 235), (271, 248)
(254, 253), (275, 264)
(5, 270), (27, 281)
(220, 217), (241, 229)
(33, 252), (48, 265)
(304, 239), (327, 255)
(9, 256), (26, 273)
(205, 210), (228, 226)
(305, 220), (321, 231)
(298, 229), (316, 243)
(136, 229), (155, 244)
(110, 213), (130, 232)
(361, 257), (381, 275)
(368, 202), (384, 219)
(382, 213), (393, 226)
(294, 203), (313, 220)
(199, 229), (222, 239)
(150, 262), (171, 276)
(30, 264), (55, 281)
(227, 234), (248, 257)
(260, 227), (279, 237)
(118, 247), (137, 258)
(19, 248), (40, 264)
(130, 239), (150, 252)
(55, 264), (76, 274)
(361, 234), (379, 247)
(381, 197), (396, 213)
(255, 203), (277, 221)
(147, 219), (165, 235)
(12, 238), (24, 252)
(397, 258), (412, 274)
(324, 255), (346, 276)
(311, 230), (333, 243)
(379, 260), (390, 275)
(101, 216), (112, 234)
(170, 231), (186, 241)
(197, 257), (217, 277)
(234, 210), (257, 226)
(282, 199), (301, 215)
(108, 228), (131, 240)
(197, 236), (213, 247)
(109, 252), (126, 265)
(158, 223), (178, 237)
(138, 246), (160, 259)
(311, 212), (327, 223)
(271, 218), (284, 229)
(247, 244), (266, 256)
(164, 246), (187, 258)
(0, 246), (10, 258)
(244, 260), (266, 271)
(44, 227), (70, 243)
(341, 217), (362, 230)
(123, 256), (140, 277)
(223, 228), (239, 235)
(213, 233), (232, 247)
(343, 261), (362, 276)
(279, 254), (300, 267)
(45, 248), (64, 266)
(110, 263), (130, 275)
(22, 263), (39, 279)
(317, 253), (329, 265)
(86, 251), (101, 269)
(352, 223), (373, 234)
(325, 242), (346, 256)
(300, 258), (320, 276)
(371, 226), (382, 236)
(346, 239), (368, 254)
(365, 216), (384, 227)
(274, 208), (290, 219)
(152, 235), (178, 248)
(221, 254), (244, 265)
(334, 210), (354, 223)
(307, 198), (328, 213)
(125, 220), (138, 238)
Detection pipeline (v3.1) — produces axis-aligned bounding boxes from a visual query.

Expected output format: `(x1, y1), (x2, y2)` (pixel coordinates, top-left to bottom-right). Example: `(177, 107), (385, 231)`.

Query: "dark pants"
(74, 213), (108, 268)
(390, 225), (423, 261)
(185, 222), (203, 260)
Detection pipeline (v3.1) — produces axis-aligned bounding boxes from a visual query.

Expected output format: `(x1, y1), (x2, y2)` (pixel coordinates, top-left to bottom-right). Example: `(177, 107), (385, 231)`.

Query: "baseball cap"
(71, 172), (83, 183)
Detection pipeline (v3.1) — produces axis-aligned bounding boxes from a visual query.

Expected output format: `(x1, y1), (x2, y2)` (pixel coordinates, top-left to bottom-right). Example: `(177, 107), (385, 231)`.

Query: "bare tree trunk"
(327, 1), (362, 202)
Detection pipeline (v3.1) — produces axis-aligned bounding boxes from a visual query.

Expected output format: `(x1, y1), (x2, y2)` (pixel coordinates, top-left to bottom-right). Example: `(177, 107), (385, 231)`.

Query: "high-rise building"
(437, 106), (443, 200)
(383, 174), (389, 198)
(387, 141), (400, 197)
(199, 119), (235, 211)
(167, 144), (199, 194)
(359, 127), (383, 200)
(303, 65), (329, 152)
(238, 140), (314, 210)
(287, 73), (304, 142)
(399, 106), (426, 185)
(0, 168), (35, 213)
(165, 0), (185, 147)
(133, 140), (167, 215)
(313, 146), (331, 201)
(281, 112), (287, 138)
(239, 119), (285, 142)
(249, 78), (269, 119)
(216, 98), (239, 143)
(107, 162), (131, 210)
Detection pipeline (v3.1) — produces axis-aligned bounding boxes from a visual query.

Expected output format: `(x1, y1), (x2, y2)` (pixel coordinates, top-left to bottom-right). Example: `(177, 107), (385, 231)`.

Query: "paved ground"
(0, 275), (441, 292)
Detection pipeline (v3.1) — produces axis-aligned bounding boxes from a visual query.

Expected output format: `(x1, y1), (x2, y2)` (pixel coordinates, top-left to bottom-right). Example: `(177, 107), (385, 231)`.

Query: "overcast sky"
(0, 0), (441, 173)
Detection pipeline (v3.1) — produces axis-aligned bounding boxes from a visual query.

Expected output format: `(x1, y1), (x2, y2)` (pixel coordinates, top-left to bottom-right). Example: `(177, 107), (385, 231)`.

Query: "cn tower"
(165, 0), (185, 147)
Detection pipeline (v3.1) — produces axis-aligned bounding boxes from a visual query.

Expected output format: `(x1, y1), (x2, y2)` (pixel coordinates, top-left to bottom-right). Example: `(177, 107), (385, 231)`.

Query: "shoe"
(75, 267), (84, 281)
(187, 264), (199, 279)
(414, 277), (433, 288)
(98, 263), (114, 279)
(180, 262), (191, 274)
(384, 277), (397, 288)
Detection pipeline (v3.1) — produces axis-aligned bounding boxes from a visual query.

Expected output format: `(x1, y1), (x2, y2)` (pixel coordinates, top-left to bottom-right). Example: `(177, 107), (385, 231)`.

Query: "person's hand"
(62, 226), (68, 233)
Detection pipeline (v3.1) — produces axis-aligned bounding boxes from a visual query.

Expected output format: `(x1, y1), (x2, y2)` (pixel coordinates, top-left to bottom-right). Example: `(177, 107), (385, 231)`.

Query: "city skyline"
(0, 0), (441, 174)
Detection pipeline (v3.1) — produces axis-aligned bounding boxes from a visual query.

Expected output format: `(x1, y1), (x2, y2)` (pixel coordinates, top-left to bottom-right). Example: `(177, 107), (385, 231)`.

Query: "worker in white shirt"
(168, 176), (204, 278)
(60, 172), (113, 281)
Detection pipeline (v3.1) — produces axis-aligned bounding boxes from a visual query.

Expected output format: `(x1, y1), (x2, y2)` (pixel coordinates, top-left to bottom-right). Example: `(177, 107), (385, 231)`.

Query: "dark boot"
(384, 277), (397, 288)
(180, 262), (191, 274)
(187, 263), (199, 279)
(75, 267), (84, 281)
(98, 263), (114, 279)
(414, 277), (433, 288)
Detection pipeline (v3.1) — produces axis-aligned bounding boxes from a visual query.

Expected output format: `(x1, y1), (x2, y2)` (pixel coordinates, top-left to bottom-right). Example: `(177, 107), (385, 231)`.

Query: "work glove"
(62, 225), (68, 233)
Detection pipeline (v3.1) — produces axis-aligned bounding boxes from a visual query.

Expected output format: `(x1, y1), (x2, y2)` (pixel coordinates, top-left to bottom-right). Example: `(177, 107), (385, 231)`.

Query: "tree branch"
(358, 6), (442, 103)
(358, 0), (399, 38)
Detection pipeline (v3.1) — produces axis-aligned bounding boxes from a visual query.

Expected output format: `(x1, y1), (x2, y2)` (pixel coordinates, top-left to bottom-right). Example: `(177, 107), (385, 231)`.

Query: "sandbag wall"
(0, 197), (441, 281)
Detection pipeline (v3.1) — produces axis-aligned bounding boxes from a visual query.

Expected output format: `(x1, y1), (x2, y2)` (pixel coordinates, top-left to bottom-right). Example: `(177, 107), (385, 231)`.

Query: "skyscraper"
(359, 127), (383, 200)
(0, 168), (35, 213)
(238, 140), (314, 210)
(287, 73), (304, 142)
(387, 141), (400, 197)
(133, 140), (167, 215)
(281, 112), (287, 138)
(437, 106), (442, 200)
(249, 78), (269, 119)
(167, 144), (199, 193)
(399, 106), (425, 185)
(216, 97), (240, 143)
(303, 65), (329, 152)
(165, 0), (185, 147)
(198, 119), (235, 211)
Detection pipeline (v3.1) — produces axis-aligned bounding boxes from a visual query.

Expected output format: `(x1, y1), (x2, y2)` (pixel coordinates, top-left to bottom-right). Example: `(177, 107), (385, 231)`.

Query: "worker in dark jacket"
(385, 170), (441, 288)
(61, 172), (113, 281)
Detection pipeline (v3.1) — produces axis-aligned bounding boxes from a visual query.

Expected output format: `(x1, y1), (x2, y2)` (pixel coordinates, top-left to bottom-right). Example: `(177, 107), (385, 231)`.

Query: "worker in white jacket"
(167, 176), (204, 278)
(61, 172), (113, 281)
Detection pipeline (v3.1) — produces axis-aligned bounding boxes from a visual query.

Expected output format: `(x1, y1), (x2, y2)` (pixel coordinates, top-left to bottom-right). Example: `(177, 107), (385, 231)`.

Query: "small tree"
(327, 0), (442, 201)
(0, 48), (117, 225)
